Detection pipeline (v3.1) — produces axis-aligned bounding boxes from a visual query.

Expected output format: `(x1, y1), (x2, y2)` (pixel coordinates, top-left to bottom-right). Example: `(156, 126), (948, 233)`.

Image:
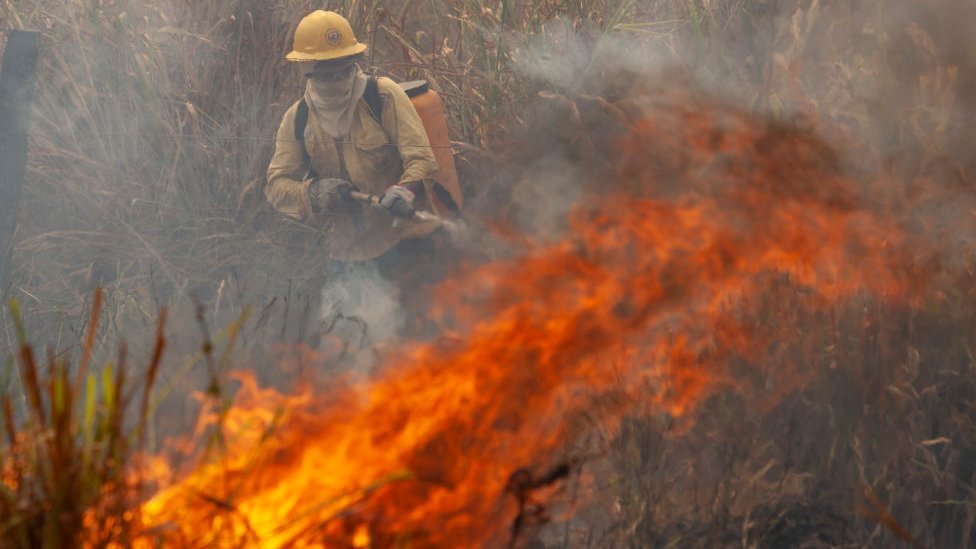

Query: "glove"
(308, 178), (354, 213)
(379, 185), (415, 218)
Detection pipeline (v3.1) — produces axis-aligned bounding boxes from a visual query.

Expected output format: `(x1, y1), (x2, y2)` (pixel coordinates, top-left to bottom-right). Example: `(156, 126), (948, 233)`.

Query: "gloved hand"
(379, 185), (415, 218)
(308, 178), (354, 213)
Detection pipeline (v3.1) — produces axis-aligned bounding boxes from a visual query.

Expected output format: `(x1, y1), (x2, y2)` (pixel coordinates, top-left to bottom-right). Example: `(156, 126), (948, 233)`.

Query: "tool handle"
(349, 189), (413, 226)
(347, 189), (463, 235)
(349, 190), (381, 206)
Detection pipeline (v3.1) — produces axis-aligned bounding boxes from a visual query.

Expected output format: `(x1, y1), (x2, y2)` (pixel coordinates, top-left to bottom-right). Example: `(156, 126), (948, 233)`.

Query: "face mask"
(308, 69), (357, 99)
(305, 65), (367, 137)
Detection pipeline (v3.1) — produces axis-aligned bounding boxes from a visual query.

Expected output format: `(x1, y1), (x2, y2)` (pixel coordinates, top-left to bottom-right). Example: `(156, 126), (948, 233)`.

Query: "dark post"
(0, 31), (40, 297)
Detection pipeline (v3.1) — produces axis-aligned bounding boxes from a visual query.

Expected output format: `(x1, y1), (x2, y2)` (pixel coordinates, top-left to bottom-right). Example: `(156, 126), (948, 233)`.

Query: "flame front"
(131, 92), (906, 547)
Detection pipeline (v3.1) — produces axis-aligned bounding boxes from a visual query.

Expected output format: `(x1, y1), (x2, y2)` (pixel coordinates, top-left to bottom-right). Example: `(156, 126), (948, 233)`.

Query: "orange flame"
(128, 94), (907, 548)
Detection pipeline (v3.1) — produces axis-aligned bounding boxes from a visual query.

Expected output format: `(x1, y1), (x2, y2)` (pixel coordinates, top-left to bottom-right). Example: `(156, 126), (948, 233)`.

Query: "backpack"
(293, 76), (461, 215)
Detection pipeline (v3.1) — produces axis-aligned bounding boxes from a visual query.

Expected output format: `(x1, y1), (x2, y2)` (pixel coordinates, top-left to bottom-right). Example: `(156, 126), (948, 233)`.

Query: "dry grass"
(1, 0), (975, 546)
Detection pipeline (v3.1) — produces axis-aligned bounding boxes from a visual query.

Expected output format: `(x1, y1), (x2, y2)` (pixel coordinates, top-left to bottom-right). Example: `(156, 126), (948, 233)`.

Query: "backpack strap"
(294, 97), (309, 142)
(293, 98), (317, 179)
(363, 76), (382, 123)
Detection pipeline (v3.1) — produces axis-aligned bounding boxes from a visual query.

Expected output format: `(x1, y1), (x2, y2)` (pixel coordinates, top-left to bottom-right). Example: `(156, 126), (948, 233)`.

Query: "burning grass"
(128, 106), (915, 546)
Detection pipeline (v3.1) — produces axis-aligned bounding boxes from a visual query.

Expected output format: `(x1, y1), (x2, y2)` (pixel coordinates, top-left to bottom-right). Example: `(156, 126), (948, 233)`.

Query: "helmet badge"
(325, 29), (343, 45)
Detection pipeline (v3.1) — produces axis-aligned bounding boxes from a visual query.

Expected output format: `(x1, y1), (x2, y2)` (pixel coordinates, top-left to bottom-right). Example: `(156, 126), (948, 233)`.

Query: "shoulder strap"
(294, 98), (309, 142)
(364, 76), (382, 123)
(293, 98), (316, 179)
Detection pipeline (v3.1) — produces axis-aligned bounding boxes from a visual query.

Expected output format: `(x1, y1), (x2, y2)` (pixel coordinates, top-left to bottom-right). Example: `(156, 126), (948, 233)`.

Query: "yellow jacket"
(266, 77), (440, 261)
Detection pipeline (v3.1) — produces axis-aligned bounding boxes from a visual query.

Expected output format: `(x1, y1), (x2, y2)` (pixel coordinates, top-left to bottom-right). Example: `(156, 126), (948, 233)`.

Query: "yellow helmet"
(286, 10), (367, 62)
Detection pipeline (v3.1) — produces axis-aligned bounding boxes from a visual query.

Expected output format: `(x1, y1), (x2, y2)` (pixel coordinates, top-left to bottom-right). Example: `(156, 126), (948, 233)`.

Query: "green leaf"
(82, 373), (97, 476)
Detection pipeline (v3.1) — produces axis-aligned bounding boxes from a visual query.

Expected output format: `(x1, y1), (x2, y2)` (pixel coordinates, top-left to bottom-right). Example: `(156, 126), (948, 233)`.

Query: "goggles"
(305, 63), (357, 82)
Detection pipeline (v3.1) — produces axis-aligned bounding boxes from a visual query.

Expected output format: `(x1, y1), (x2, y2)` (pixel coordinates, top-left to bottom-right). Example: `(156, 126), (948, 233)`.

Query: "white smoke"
(320, 260), (404, 358)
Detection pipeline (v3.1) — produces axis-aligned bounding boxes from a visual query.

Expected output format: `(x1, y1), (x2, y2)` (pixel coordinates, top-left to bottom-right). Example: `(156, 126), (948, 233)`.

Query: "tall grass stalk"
(0, 289), (165, 548)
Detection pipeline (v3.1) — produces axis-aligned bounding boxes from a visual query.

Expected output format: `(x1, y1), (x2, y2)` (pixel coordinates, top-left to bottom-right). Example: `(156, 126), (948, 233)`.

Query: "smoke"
(320, 261), (404, 355)
(507, 151), (585, 237)
(486, 4), (976, 544)
(506, 1), (976, 260)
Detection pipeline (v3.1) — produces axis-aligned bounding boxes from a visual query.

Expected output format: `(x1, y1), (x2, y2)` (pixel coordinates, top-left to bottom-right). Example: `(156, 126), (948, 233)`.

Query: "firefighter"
(266, 10), (451, 339)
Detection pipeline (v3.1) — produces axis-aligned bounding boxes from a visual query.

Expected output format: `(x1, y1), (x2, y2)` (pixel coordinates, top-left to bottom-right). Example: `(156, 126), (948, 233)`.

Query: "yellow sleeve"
(377, 78), (439, 186)
(266, 102), (314, 219)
